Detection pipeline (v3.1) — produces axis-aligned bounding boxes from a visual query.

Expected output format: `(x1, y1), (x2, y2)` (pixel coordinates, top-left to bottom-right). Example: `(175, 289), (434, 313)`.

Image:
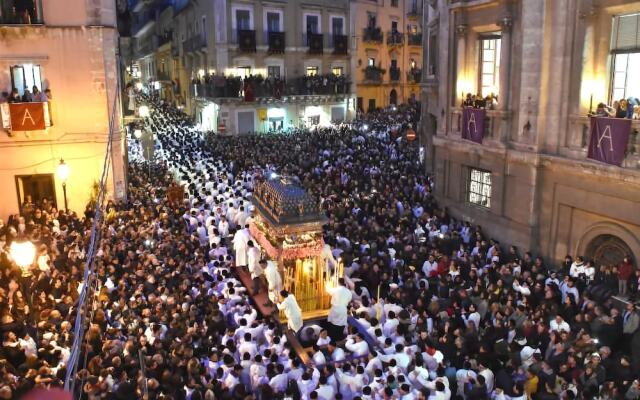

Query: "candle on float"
(376, 284), (382, 320)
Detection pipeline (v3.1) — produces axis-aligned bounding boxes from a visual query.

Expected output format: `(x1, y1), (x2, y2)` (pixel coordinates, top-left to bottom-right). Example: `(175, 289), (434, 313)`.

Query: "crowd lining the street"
(0, 95), (639, 400)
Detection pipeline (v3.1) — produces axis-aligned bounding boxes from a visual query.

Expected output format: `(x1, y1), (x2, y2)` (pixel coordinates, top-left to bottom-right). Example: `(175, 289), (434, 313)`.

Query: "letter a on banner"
(596, 125), (614, 152)
(22, 108), (36, 126)
(462, 108), (485, 144)
(587, 117), (631, 166)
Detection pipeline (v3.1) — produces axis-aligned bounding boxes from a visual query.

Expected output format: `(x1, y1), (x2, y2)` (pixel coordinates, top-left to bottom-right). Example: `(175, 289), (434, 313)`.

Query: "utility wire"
(64, 78), (119, 394)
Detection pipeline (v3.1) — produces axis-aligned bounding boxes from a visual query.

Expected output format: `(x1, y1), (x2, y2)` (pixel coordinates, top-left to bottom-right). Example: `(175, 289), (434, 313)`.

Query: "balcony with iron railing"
(304, 33), (324, 54)
(407, 68), (422, 84)
(183, 34), (207, 53)
(408, 33), (422, 46)
(449, 107), (510, 146)
(331, 34), (349, 55)
(564, 115), (640, 170)
(0, 0), (44, 24)
(237, 29), (257, 52)
(386, 31), (404, 46)
(267, 31), (285, 54)
(363, 27), (383, 44)
(362, 66), (384, 84)
(191, 74), (351, 102)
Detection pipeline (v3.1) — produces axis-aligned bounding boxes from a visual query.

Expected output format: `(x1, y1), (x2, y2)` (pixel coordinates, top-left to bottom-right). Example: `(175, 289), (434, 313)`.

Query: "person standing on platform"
(264, 260), (282, 307)
(327, 278), (352, 340)
(246, 240), (260, 274)
(277, 290), (303, 332)
(233, 226), (250, 268)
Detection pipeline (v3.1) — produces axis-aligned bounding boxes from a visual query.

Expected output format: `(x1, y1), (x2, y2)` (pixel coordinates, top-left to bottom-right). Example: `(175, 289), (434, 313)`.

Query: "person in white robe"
(321, 242), (338, 273)
(264, 260), (283, 305)
(277, 291), (303, 332)
(233, 227), (250, 267)
(327, 278), (352, 327)
(246, 240), (261, 273)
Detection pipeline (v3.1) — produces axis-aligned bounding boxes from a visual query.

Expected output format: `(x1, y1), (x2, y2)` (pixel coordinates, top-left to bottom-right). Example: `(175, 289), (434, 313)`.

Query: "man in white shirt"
(315, 375), (335, 400)
(549, 315), (570, 333)
(246, 239), (260, 273)
(232, 227), (250, 268)
(345, 334), (369, 357)
(277, 290), (303, 332)
(327, 279), (352, 329)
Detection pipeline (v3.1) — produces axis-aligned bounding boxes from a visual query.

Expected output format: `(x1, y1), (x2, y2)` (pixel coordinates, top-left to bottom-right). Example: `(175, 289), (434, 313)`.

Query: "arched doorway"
(585, 234), (634, 266)
(389, 89), (397, 105)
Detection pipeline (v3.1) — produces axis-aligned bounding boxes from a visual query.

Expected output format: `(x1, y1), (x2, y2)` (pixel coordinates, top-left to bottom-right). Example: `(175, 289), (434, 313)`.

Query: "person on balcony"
(32, 86), (47, 102)
(8, 88), (21, 103)
(20, 89), (32, 102)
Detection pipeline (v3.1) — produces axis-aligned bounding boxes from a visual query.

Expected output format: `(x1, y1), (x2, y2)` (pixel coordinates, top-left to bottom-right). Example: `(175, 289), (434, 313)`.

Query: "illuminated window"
(306, 66), (319, 76)
(479, 37), (501, 97)
(610, 13), (640, 101)
(237, 66), (251, 79)
(10, 64), (42, 95)
(468, 168), (492, 208)
(368, 58), (375, 67)
(332, 67), (343, 76)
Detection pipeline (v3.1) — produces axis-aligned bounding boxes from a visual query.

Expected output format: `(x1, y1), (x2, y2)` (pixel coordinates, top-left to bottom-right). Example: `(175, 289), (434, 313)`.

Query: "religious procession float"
(250, 175), (343, 320)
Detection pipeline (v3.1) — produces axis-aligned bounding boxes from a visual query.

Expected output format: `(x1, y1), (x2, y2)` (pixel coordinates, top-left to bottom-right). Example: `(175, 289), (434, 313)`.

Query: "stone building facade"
(126, 0), (355, 134)
(0, 0), (125, 219)
(421, 0), (640, 265)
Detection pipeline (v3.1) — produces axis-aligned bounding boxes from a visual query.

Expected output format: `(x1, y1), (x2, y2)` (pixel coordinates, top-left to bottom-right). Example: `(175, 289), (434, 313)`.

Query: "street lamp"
(10, 240), (36, 277)
(56, 159), (70, 212)
(138, 105), (150, 118)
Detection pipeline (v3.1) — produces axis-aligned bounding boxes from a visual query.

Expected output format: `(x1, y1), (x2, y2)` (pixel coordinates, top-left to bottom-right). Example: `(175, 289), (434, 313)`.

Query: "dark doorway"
(368, 98), (376, 112)
(389, 89), (398, 105)
(585, 234), (634, 267)
(357, 97), (363, 112)
(16, 174), (57, 212)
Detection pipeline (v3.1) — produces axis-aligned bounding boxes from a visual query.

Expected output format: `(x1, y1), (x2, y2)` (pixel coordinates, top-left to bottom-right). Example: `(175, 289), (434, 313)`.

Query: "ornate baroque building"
(421, 0), (640, 265)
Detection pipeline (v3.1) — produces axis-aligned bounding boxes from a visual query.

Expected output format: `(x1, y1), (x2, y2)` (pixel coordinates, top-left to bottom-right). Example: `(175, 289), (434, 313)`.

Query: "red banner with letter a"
(9, 102), (46, 130)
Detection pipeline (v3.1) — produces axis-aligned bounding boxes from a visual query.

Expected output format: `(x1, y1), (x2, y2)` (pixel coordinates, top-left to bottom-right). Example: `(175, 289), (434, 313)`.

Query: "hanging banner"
(8, 102), (47, 131)
(0, 103), (10, 129)
(587, 116), (631, 166)
(462, 107), (485, 144)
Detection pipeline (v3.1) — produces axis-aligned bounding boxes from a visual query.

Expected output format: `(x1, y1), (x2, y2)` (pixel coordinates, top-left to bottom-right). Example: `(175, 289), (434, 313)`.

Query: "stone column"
(497, 16), (512, 143)
(455, 23), (468, 107)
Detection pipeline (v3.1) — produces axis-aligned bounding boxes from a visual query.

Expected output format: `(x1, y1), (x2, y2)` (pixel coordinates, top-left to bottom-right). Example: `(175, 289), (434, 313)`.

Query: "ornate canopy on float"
(250, 175), (340, 319)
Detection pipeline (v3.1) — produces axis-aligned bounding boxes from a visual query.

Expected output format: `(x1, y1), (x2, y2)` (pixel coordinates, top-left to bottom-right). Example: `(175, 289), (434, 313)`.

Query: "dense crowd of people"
(192, 72), (350, 100)
(0, 94), (639, 400)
